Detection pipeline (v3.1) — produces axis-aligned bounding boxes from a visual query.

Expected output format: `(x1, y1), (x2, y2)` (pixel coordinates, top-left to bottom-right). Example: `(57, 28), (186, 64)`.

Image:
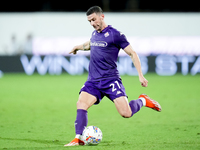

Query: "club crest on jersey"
(104, 32), (109, 37)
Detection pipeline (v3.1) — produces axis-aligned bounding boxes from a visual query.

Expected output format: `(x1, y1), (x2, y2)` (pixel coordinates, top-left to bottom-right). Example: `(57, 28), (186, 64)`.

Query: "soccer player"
(64, 6), (162, 146)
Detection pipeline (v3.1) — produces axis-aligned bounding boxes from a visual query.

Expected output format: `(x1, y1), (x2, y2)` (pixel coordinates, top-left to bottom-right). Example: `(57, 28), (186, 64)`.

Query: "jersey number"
(110, 81), (121, 92)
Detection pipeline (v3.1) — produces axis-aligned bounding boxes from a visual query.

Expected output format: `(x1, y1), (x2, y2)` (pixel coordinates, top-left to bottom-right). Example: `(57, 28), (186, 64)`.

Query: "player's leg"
(75, 91), (97, 136)
(114, 96), (143, 118)
(108, 79), (161, 118)
(114, 94), (162, 118)
(64, 91), (97, 146)
(77, 91), (97, 110)
(106, 79), (144, 118)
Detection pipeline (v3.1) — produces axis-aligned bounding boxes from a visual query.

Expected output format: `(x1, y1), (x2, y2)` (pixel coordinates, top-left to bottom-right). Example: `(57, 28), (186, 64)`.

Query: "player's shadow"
(0, 137), (116, 149)
(0, 136), (62, 149)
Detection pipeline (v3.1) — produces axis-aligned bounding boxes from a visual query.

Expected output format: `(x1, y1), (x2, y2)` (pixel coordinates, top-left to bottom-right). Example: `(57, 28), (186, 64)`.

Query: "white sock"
(140, 97), (146, 106)
(75, 134), (81, 139)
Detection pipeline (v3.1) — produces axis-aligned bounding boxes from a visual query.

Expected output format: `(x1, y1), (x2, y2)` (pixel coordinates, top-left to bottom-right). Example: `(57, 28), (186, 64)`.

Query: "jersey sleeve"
(113, 31), (130, 49)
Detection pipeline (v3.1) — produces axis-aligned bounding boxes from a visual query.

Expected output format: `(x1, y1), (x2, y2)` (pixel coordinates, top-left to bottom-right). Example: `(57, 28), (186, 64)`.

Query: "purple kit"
(88, 25), (130, 81)
(75, 25), (143, 135)
(80, 78), (127, 104)
(80, 25), (130, 103)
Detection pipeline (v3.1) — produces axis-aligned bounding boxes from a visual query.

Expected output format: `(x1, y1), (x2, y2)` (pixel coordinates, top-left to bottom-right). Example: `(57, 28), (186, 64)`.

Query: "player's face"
(87, 13), (104, 32)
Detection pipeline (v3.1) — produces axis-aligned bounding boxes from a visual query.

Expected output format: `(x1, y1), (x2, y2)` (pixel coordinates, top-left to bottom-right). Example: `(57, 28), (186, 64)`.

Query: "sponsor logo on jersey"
(90, 41), (108, 47)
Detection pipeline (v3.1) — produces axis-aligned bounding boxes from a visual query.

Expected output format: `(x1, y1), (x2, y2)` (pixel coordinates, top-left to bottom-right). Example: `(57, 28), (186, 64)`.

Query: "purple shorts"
(79, 78), (127, 104)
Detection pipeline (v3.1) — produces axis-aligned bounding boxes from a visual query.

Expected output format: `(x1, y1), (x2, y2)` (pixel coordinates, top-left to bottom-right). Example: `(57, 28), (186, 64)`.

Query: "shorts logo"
(90, 41), (108, 47)
(116, 91), (122, 95)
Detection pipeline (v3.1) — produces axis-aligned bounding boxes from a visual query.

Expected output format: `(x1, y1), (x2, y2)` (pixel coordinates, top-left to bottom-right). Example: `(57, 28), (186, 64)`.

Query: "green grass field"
(0, 73), (200, 150)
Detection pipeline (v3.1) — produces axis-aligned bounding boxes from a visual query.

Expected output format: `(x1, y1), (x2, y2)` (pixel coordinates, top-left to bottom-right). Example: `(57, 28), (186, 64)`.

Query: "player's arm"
(69, 40), (90, 54)
(124, 45), (148, 87)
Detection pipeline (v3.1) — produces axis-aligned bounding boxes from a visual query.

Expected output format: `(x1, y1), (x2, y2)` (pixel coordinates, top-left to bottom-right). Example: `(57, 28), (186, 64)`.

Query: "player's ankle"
(139, 97), (146, 106)
(75, 134), (81, 139)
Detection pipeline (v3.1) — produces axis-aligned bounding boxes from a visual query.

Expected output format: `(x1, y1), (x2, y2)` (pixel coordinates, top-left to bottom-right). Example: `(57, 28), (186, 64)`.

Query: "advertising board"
(0, 55), (199, 76)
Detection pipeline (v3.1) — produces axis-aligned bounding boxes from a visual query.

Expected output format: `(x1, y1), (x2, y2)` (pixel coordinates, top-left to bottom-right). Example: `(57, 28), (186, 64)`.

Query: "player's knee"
(77, 100), (87, 110)
(76, 99), (90, 110)
(122, 114), (132, 118)
(121, 111), (132, 118)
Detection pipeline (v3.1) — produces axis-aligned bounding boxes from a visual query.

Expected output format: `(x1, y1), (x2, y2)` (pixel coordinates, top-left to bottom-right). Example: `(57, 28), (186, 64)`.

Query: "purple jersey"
(88, 25), (130, 81)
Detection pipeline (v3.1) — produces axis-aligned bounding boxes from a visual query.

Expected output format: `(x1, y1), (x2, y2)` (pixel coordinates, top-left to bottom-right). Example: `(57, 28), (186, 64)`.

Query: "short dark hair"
(86, 6), (103, 16)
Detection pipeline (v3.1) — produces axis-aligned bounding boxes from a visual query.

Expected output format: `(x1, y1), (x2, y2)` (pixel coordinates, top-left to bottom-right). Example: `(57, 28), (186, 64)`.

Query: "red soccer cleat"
(64, 138), (85, 146)
(139, 94), (162, 112)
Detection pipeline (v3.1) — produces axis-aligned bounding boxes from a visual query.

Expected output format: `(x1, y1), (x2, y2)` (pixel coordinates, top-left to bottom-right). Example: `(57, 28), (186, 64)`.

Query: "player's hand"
(69, 46), (79, 55)
(139, 75), (148, 87)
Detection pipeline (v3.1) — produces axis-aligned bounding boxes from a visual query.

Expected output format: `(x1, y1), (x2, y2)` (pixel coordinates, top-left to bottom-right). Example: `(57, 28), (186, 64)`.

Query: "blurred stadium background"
(0, 0), (200, 76)
(0, 1), (200, 149)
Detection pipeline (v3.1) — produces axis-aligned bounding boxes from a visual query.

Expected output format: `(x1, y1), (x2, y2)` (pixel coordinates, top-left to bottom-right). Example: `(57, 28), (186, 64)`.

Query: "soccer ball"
(81, 126), (103, 145)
